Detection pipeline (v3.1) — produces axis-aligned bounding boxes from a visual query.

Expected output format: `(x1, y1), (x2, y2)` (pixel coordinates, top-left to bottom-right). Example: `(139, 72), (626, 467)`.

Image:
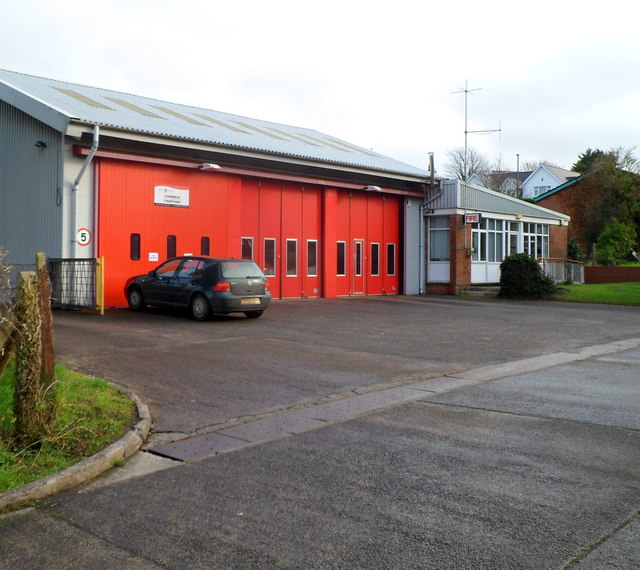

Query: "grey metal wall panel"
(0, 101), (63, 266)
(403, 197), (422, 294)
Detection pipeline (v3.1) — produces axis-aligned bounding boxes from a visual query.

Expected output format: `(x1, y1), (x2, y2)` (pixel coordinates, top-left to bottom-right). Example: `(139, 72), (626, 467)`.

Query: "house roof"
(532, 175), (584, 202)
(525, 164), (580, 186)
(0, 68), (430, 179)
(428, 180), (570, 222)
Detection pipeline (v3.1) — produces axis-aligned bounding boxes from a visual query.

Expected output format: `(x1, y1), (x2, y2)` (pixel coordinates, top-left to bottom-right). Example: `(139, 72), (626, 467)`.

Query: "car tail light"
(264, 279), (270, 291)
(213, 281), (231, 292)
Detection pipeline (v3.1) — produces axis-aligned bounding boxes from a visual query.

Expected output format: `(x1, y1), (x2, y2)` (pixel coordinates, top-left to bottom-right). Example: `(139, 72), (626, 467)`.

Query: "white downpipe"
(71, 125), (100, 254)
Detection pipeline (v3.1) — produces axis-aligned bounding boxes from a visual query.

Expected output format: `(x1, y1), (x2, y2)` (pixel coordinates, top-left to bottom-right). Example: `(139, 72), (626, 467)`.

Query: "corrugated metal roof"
(0, 68), (430, 179)
(432, 180), (569, 221)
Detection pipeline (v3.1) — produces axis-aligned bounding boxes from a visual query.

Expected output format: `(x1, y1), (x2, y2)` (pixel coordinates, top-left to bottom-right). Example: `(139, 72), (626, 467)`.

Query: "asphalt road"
(1, 296), (638, 568)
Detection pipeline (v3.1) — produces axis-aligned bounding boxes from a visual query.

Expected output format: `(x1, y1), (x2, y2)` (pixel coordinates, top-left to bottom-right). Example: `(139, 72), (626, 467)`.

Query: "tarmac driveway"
(1, 296), (639, 568)
(51, 295), (640, 439)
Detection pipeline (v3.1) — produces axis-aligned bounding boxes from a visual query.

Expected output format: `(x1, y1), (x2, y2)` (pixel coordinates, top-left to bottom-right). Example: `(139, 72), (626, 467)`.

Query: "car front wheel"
(190, 294), (212, 321)
(127, 287), (145, 311)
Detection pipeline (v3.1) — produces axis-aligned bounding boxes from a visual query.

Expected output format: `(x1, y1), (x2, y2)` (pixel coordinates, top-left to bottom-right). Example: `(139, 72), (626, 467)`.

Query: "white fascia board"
(0, 80), (70, 133)
(425, 208), (570, 224)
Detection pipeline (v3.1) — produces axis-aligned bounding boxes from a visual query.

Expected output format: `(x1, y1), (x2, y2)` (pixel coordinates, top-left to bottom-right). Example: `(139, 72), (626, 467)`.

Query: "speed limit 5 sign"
(77, 228), (92, 246)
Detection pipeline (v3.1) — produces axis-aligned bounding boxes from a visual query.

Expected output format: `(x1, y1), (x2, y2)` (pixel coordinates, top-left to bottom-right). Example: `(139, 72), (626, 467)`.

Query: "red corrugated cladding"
(98, 159), (400, 306)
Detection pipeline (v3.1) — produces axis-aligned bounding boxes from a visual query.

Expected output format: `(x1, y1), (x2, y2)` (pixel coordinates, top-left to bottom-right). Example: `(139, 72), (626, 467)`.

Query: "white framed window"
(307, 240), (318, 277)
(354, 241), (363, 277)
(386, 243), (396, 276)
(241, 237), (253, 260)
(264, 238), (276, 276)
(522, 223), (550, 258)
(286, 239), (297, 277)
(429, 217), (450, 261)
(370, 243), (380, 276)
(337, 241), (346, 276)
(471, 219), (504, 262)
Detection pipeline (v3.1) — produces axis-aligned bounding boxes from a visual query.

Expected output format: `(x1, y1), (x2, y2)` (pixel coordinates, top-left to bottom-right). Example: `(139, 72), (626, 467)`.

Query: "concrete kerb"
(0, 390), (152, 513)
(2, 336), (640, 512)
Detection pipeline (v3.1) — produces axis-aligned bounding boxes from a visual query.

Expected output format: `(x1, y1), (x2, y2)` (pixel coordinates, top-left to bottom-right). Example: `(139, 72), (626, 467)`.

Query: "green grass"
(0, 363), (135, 493)
(558, 282), (640, 306)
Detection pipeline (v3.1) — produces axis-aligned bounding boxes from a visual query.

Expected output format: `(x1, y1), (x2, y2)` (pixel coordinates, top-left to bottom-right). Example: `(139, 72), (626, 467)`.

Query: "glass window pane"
(177, 259), (203, 279)
(241, 237), (253, 260)
(130, 233), (140, 260)
(337, 242), (346, 275)
(496, 233), (504, 261)
(480, 233), (487, 261)
(371, 243), (380, 276)
(488, 232), (496, 262)
(200, 236), (210, 256)
(156, 258), (181, 278)
(386, 244), (396, 276)
(286, 240), (297, 276)
(355, 242), (363, 276)
(430, 228), (450, 261)
(167, 235), (176, 259)
(510, 234), (518, 254)
(264, 239), (276, 276)
(430, 216), (449, 229)
(307, 241), (317, 276)
(472, 232), (479, 261)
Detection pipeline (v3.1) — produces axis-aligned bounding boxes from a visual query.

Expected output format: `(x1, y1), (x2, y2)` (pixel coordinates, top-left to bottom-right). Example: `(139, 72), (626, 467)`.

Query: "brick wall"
(549, 224), (568, 259)
(585, 266), (640, 284)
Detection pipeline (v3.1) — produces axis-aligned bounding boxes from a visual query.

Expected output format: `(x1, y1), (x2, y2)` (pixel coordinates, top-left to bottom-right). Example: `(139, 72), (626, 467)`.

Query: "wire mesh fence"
(1, 259), (101, 311)
(48, 258), (98, 310)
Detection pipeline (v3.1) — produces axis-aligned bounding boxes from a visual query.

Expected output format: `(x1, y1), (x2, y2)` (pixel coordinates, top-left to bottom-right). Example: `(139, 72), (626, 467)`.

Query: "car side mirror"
(148, 270), (156, 277)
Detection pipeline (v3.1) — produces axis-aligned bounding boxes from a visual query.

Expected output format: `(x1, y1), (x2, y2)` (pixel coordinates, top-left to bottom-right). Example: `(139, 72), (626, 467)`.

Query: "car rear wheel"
(190, 294), (212, 321)
(127, 287), (145, 311)
(244, 310), (263, 319)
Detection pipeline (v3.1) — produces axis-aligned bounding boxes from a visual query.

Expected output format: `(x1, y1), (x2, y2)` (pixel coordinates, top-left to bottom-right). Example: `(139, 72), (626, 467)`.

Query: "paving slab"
(428, 357), (640, 430)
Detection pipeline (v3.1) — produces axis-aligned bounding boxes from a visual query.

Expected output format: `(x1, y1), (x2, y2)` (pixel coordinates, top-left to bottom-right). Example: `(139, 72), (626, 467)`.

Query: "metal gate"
(48, 258), (104, 314)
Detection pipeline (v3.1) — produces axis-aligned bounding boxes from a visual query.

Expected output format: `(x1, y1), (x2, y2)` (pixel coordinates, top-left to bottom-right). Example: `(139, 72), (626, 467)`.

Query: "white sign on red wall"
(154, 186), (190, 208)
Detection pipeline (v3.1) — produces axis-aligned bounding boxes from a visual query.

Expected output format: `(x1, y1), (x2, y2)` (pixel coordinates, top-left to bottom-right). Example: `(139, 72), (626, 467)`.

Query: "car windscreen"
(220, 261), (264, 279)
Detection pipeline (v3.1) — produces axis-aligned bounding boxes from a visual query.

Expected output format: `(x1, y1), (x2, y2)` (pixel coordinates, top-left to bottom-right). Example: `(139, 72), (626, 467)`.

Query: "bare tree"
(474, 155), (510, 193)
(611, 146), (640, 174)
(444, 146), (491, 181)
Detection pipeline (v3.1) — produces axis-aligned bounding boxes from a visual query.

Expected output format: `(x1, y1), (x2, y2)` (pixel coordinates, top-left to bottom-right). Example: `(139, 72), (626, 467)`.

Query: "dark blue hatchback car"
(125, 256), (271, 320)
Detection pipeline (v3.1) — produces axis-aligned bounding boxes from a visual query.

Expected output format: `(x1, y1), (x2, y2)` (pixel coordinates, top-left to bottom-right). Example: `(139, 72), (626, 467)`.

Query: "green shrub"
(595, 219), (636, 266)
(567, 239), (583, 262)
(499, 253), (559, 299)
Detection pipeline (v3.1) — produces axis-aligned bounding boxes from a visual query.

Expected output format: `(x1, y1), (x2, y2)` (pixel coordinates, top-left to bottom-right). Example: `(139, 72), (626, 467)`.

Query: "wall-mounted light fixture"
(35, 140), (47, 148)
(200, 163), (221, 170)
(364, 185), (381, 192)
(515, 214), (523, 219)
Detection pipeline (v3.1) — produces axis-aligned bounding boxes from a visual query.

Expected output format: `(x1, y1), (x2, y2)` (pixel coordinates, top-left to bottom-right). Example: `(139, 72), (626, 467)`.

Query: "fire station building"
(0, 69), (569, 307)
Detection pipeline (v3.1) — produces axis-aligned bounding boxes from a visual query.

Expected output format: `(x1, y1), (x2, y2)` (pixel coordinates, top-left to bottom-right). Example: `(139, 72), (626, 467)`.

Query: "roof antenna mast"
(452, 80), (502, 181)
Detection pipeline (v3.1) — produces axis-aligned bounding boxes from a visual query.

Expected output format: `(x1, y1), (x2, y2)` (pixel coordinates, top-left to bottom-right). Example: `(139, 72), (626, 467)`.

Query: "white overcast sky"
(2, 0), (638, 175)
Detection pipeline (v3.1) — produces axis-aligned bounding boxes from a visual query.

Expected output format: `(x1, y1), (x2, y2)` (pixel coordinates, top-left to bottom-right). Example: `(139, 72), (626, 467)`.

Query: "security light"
(200, 163), (221, 170)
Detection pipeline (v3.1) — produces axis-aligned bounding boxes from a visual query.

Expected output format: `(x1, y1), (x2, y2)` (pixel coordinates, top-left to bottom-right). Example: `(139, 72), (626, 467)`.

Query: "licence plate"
(241, 297), (260, 305)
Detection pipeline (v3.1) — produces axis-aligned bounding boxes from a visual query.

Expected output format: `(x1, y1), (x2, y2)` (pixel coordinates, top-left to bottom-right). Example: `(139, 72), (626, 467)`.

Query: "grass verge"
(0, 363), (136, 493)
(557, 282), (640, 306)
